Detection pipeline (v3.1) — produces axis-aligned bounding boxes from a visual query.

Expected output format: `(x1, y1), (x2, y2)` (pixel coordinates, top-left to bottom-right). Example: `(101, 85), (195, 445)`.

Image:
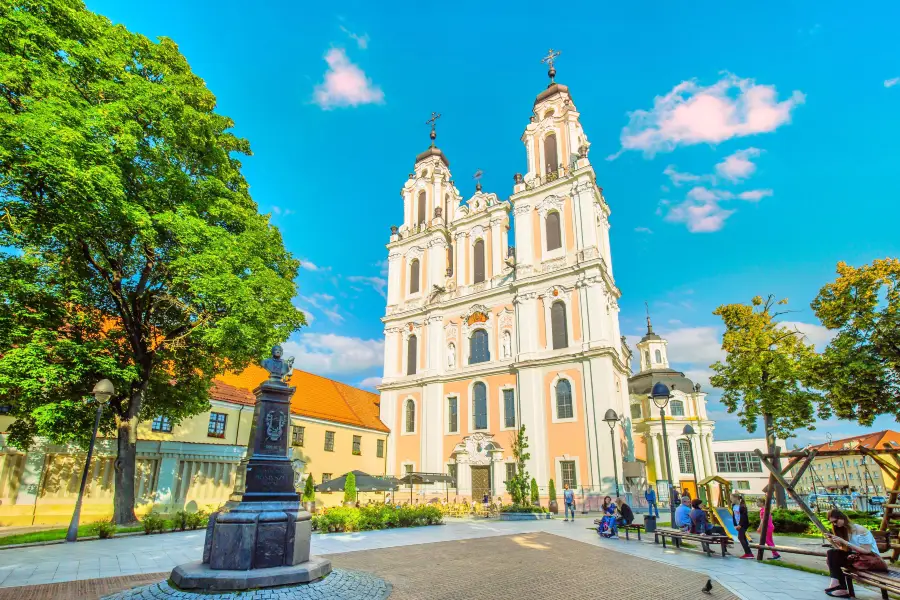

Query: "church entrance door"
(471, 466), (491, 502)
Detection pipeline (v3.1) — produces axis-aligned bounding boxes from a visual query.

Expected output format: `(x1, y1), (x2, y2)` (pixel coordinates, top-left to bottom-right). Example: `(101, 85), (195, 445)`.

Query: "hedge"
(747, 508), (881, 534)
(499, 503), (548, 514)
(311, 504), (443, 533)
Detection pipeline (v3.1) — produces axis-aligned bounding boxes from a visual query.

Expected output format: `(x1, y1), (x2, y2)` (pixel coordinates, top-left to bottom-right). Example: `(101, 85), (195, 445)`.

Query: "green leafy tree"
(344, 472), (357, 504)
(811, 259), (900, 425)
(548, 479), (557, 504)
(530, 478), (539, 506)
(504, 425), (531, 505)
(302, 474), (315, 503)
(710, 295), (824, 507)
(0, 0), (304, 523)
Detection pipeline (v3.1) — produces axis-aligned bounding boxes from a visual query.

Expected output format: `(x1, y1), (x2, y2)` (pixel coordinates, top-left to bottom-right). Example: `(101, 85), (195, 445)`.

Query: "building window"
(473, 239), (485, 283)
(677, 439), (694, 474)
(448, 397), (458, 433)
(377, 439), (385, 458)
(324, 431), (335, 452)
(405, 399), (416, 433)
(555, 379), (573, 420)
(551, 301), (568, 349)
(644, 351), (651, 368)
(669, 399), (685, 417)
(152, 416), (173, 433)
(409, 259), (420, 294)
(735, 480), (750, 490)
(292, 426), (305, 447)
(469, 329), (490, 364)
(546, 211), (562, 251)
(417, 191), (426, 225)
(322, 473), (332, 483)
(630, 403), (642, 420)
(561, 460), (577, 489)
(544, 132), (558, 173)
(448, 463), (458, 489)
(352, 435), (361, 455)
(207, 412), (227, 438)
(503, 389), (516, 428)
(404, 464), (413, 488)
(655, 349), (662, 363)
(506, 462), (516, 483)
(407, 335), (417, 375)
(714, 451), (763, 473)
(473, 382), (487, 430)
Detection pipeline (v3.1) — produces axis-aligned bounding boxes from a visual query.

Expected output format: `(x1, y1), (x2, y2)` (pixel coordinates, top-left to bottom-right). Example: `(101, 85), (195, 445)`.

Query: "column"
(573, 184), (598, 251)
(457, 459), (471, 498)
(455, 232), (466, 286)
(154, 448), (181, 508)
(402, 188), (412, 228)
(387, 253), (402, 306)
(513, 204), (534, 267)
(421, 383), (442, 474)
(704, 434), (715, 475)
(490, 218), (503, 279)
(656, 433), (669, 484)
(584, 282), (607, 344)
(651, 433), (662, 484)
(491, 454), (504, 499)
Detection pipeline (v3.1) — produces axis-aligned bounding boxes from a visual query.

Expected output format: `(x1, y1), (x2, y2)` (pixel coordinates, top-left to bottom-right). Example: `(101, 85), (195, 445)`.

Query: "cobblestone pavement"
(100, 568), (391, 600)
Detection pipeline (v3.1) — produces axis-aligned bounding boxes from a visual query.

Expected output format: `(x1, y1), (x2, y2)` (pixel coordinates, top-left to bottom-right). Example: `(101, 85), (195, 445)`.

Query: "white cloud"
(737, 189), (773, 201)
(884, 78), (899, 88)
(615, 73), (805, 156)
(359, 376), (382, 389)
(313, 48), (384, 110)
(299, 260), (328, 272)
(283, 333), (384, 376)
(347, 275), (387, 298)
(778, 320), (835, 349)
(298, 293), (343, 324)
(664, 186), (736, 233)
(271, 206), (294, 217)
(634, 226), (653, 234)
(715, 148), (761, 182)
(663, 165), (711, 187)
(339, 26), (369, 49)
(664, 326), (725, 365)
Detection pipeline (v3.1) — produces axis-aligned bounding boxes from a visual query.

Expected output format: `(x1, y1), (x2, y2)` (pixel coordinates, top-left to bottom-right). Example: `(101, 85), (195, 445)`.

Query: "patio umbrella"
(314, 470), (398, 495)
(398, 472), (454, 503)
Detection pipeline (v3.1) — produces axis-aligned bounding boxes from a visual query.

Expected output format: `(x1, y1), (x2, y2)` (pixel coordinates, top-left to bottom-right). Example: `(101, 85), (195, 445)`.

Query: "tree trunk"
(764, 413), (787, 508)
(113, 419), (138, 525)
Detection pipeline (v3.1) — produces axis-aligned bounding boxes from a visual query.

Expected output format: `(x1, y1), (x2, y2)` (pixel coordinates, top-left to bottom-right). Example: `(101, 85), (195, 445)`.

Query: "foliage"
(90, 520), (116, 539)
(530, 478), (540, 505)
(0, 524), (143, 546)
(0, 0), (305, 524)
(344, 472), (357, 504)
(548, 479), (557, 504)
(499, 504), (548, 514)
(140, 512), (166, 534)
(186, 510), (208, 530)
(173, 510), (190, 531)
(302, 474), (315, 503)
(311, 505), (442, 533)
(505, 425), (531, 505)
(747, 508), (879, 535)
(811, 259), (900, 425)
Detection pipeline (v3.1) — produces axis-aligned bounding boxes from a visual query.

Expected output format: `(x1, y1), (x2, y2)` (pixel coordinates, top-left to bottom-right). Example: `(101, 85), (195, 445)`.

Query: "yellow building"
(0, 367), (389, 526)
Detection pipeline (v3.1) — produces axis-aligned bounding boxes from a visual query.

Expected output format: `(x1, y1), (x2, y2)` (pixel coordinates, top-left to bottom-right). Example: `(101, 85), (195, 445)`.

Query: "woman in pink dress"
(756, 498), (782, 560)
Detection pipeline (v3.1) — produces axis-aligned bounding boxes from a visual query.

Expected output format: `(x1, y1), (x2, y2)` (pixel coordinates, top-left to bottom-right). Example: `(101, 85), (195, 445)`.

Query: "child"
(731, 493), (753, 559)
(756, 498), (781, 560)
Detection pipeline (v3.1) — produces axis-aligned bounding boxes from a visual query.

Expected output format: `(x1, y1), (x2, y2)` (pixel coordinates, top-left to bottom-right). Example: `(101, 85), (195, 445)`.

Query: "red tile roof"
(809, 430), (900, 452)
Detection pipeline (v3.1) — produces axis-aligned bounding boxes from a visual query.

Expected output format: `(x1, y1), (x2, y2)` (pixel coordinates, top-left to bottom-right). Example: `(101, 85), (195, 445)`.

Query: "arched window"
(546, 211), (562, 251)
(469, 329), (490, 364)
(670, 398), (684, 417)
(473, 382), (487, 430)
(551, 301), (568, 349)
(407, 335), (417, 375)
(677, 439), (694, 474)
(405, 399), (415, 433)
(655, 349), (662, 364)
(544, 133), (558, 174)
(473, 239), (485, 283)
(409, 259), (420, 294)
(556, 379), (573, 419)
(417, 191), (427, 225)
(631, 403), (642, 420)
(644, 351), (651, 369)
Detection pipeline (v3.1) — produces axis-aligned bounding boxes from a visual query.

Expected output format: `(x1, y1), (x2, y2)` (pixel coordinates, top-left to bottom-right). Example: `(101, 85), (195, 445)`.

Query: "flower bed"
(499, 503), (548, 514)
(498, 503), (550, 521)
(311, 504), (443, 533)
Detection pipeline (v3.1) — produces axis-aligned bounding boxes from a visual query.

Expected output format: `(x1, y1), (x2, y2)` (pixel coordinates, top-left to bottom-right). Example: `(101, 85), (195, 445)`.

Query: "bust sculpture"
(262, 344), (294, 382)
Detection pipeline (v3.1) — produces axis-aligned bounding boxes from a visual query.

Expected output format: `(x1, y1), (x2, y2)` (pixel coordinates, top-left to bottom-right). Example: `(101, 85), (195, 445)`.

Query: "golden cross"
(426, 111), (441, 147)
(541, 48), (561, 84)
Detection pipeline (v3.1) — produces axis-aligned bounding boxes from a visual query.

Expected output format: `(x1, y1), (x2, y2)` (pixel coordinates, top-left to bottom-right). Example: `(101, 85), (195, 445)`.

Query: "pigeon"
(701, 579), (713, 594)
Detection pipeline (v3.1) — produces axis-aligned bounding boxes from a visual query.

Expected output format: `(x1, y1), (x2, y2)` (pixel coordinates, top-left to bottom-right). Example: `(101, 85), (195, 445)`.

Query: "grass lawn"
(761, 559), (829, 577)
(0, 524), (143, 547)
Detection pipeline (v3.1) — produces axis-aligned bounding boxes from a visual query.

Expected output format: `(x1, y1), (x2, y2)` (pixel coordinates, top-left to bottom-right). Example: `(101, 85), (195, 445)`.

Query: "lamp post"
(651, 382), (676, 525)
(682, 425), (700, 500)
(603, 409), (621, 498)
(66, 379), (114, 543)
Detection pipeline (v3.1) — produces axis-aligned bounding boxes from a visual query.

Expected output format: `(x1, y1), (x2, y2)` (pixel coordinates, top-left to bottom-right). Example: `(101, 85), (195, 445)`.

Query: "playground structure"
(696, 475), (738, 536)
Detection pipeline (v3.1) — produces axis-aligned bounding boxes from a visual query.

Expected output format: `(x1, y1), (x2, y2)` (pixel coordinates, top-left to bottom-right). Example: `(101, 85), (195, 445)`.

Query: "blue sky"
(86, 0), (900, 445)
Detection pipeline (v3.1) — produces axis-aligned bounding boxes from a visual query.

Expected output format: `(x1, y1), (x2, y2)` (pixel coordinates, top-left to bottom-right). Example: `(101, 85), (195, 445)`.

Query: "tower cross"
(473, 169), (484, 192)
(541, 48), (561, 85)
(426, 111), (442, 147)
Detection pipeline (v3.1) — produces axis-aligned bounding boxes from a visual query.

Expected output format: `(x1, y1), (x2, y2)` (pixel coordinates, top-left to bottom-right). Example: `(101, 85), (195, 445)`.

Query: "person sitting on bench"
(615, 497), (634, 528)
(675, 496), (692, 532)
(824, 508), (886, 598)
(690, 498), (727, 554)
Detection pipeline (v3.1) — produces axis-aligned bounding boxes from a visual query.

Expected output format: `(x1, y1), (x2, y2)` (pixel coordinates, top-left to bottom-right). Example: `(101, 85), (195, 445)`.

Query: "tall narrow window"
(546, 211), (562, 251)
(324, 431), (335, 451)
(409, 259), (420, 294)
(561, 460), (577, 488)
(551, 301), (568, 349)
(469, 329), (490, 364)
(503, 389), (516, 428)
(655, 349), (662, 364)
(670, 399), (684, 417)
(473, 382), (487, 430)
(677, 439), (694, 474)
(352, 435), (362, 455)
(447, 397), (458, 433)
(417, 191), (426, 225)
(405, 399), (416, 433)
(473, 239), (485, 283)
(556, 379), (573, 420)
(292, 426), (305, 447)
(407, 335), (417, 375)
(208, 412), (227, 438)
(644, 351), (651, 369)
(631, 403), (642, 420)
(377, 439), (385, 458)
(544, 133), (558, 174)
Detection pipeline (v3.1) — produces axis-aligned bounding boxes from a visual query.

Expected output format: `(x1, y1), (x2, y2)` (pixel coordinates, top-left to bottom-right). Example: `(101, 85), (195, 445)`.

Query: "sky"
(85, 0), (900, 446)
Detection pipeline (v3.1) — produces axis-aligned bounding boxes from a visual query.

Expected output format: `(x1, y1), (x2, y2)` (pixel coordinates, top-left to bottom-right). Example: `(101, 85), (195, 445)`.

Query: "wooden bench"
(844, 566), (900, 600)
(592, 519), (644, 540)
(654, 527), (733, 557)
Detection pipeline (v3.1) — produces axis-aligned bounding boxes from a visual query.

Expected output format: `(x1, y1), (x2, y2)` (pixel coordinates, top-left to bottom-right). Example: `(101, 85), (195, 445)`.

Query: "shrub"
(302, 474), (315, 503)
(747, 508), (880, 535)
(311, 504), (442, 533)
(530, 478), (539, 505)
(90, 520), (116, 539)
(173, 510), (189, 531)
(141, 512), (165, 535)
(500, 503), (548, 514)
(548, 479), (557, 504)
(344, 472), (357, 504)
(186, 510), (209, 530)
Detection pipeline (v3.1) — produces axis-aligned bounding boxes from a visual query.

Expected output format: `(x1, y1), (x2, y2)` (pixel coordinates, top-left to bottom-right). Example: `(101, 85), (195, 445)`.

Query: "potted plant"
(548, 479), (558, 514)
(530, 478), (540, 507)
(302, 474), (316, 513)
(343, 472), (357, 507)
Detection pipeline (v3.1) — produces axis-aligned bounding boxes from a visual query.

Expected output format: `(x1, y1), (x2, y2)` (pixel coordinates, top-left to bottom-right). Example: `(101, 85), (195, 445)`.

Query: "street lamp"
(603, 409), (621, 498)
(650, 382), (677, 525)
(682, 425), (700, 500)
(66, 379), (114, 543)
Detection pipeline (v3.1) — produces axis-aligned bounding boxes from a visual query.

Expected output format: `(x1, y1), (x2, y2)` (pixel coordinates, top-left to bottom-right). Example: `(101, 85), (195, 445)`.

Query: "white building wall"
(711, 438), (788, 496)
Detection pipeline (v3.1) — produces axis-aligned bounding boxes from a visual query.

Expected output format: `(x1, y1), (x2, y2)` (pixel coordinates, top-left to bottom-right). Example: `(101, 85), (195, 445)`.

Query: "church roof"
(628, 368), (696, 396)
(415, 146), (450, 167)
(534, 83), (572, 107)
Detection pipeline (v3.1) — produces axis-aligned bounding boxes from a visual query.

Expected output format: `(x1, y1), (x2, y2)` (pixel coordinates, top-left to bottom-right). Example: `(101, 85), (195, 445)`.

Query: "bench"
(844, 566), (900, 600)
(654, 527), (733, 557)
(592, 519), (644, 540)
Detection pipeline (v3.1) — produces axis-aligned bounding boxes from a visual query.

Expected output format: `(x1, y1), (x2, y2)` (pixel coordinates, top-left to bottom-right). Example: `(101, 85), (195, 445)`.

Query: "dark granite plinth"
(170, 557), (333, 591)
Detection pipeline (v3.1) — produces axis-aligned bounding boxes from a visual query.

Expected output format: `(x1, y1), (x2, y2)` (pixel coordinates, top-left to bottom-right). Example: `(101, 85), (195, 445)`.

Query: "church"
(377, 57), (715, 504)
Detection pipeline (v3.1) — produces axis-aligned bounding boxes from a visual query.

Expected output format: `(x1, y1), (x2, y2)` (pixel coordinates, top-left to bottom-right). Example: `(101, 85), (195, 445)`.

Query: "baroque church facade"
(377, 67), (635, 502)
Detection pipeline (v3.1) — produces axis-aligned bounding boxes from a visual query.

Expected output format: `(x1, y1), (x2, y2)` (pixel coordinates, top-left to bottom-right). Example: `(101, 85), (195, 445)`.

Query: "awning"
(398, 472), (454, 485)
(315, 470), (399, 493)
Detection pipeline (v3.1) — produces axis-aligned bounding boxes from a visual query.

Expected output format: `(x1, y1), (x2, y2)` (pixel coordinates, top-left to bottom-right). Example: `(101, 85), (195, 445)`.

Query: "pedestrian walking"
(756, 497), (781, 560)
(563, 484), (576, 522)
(644, 486), (659, 518)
